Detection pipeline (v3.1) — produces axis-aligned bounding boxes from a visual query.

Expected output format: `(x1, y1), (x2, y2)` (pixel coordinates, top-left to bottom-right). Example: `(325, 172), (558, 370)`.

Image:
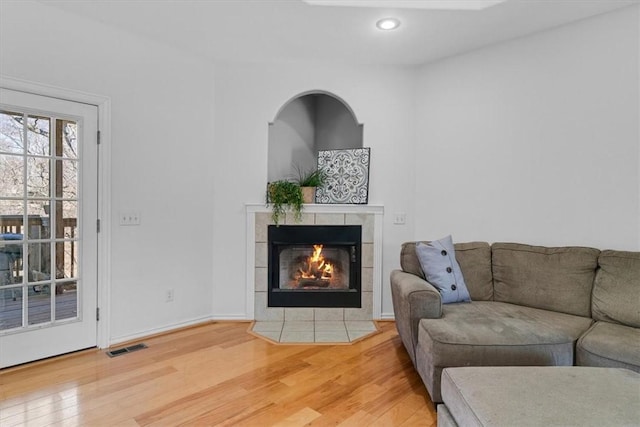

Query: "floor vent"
(106, 343), (148, 358)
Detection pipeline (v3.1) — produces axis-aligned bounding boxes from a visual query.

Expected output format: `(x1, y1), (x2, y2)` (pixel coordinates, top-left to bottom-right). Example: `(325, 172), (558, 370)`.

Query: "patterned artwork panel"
(316, 148), (370, 204)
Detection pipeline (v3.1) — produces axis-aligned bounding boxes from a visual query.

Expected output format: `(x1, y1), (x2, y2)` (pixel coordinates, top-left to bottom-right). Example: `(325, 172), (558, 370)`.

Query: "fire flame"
(300, 245), (333, 280)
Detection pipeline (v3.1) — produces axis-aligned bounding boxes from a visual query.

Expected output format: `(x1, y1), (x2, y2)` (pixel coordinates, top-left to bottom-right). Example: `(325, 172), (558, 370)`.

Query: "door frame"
(1, 75), (112, 349)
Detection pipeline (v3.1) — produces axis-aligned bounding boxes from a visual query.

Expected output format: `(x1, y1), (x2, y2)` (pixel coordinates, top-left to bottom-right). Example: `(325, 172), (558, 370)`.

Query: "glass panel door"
(0, 88), (98, 368)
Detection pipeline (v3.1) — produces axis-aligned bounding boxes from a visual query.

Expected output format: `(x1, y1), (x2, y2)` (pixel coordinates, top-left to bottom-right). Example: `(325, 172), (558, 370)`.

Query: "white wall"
(1, 1), (217, 342)
(415, 6), (640, 251)
(213, 62), (416, 318)
(315, 95), (363, 151)
(2, 1), (637, 335)
(268, 94), (364, 181)
(268, 96), (316, 182)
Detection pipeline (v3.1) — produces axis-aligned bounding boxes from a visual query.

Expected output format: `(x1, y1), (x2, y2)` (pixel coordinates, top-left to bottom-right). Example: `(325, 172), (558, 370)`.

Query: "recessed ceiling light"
(376, 18), (400, 31)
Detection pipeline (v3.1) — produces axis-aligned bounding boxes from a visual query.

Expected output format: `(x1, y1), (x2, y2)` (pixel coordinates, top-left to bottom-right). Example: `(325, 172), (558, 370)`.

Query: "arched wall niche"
(268, 90), (363, 182)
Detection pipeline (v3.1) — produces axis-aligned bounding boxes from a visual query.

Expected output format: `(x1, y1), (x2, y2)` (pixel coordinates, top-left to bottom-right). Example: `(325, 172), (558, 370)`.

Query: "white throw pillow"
(416, 235), (471, 304)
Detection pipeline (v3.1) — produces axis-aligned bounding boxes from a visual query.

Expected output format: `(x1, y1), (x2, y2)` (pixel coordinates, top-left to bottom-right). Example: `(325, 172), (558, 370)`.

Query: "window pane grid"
(1, 107), (81, 332)
(0, 110), (26, 155)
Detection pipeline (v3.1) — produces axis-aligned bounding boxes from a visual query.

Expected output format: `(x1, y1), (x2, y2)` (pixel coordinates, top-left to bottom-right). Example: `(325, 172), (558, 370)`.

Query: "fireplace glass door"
(268, 225), (361, 308)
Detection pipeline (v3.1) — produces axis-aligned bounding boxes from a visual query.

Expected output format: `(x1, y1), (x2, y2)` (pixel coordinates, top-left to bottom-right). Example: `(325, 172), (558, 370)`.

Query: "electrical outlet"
(393, 212), (406, 225)
(119, 211), (141, 226)
(165, 289), (174, 302)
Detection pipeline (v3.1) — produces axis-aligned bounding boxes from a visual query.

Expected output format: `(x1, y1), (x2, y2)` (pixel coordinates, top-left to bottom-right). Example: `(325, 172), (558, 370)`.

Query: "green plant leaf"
(266, 180), (304, 225)
(294, 165), (326, 188)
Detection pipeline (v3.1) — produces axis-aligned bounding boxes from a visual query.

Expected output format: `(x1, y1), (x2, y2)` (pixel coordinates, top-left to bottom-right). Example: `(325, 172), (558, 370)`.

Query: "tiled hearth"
(245, 204), (384, 324)
(250, 320), (379, 344)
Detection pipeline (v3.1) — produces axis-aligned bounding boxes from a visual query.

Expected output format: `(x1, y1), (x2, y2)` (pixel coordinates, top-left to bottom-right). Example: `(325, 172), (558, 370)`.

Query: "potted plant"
(267, 180), (304, 226)
(295, 166), (326, 204)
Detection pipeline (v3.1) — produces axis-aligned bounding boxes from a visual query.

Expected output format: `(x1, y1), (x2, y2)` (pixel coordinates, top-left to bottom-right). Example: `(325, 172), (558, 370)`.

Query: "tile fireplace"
(245, 204), (383, 321)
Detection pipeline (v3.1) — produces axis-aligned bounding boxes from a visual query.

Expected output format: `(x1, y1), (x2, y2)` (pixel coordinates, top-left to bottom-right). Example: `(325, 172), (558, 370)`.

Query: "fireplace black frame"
(268, 225), (362, 308)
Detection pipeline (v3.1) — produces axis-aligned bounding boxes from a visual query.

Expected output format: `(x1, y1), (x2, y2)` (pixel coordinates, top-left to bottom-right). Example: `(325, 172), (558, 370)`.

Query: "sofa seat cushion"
(420, 301), (593, 366)
(414, 301), (593, 402)
(577, 321), (640, 372)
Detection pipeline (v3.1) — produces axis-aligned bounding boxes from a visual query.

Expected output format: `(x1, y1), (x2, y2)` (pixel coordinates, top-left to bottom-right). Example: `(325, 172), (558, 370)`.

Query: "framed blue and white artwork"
(316, 148), (370, 204)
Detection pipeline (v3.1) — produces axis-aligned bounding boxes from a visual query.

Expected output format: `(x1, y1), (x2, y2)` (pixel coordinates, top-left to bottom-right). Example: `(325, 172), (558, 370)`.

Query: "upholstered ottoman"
(437, 366), (640, 427)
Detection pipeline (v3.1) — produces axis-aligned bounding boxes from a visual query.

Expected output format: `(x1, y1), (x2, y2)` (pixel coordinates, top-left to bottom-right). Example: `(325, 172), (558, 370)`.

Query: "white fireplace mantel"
(245, 203), (384, 320)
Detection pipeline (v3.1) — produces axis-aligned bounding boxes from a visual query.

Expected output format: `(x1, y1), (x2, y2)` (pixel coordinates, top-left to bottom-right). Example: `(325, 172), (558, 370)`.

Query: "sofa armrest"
(391, 269), (443, 366)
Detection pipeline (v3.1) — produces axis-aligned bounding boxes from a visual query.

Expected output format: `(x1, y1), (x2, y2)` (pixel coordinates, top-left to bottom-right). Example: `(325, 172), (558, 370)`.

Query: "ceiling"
(301, 0), (510, 10)
(36, 0), (638, 65)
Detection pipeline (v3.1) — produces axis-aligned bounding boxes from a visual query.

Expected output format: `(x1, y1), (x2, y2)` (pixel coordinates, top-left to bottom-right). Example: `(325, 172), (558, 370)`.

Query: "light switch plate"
(393, 212), (406, 225)
(119, 211), (141, 226)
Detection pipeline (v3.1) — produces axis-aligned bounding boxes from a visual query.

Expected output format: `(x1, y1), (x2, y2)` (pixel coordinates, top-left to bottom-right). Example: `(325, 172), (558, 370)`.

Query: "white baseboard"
(109, 315), (214, 346)
(211, 314), (252, 321)
(109, 311), (391, 346)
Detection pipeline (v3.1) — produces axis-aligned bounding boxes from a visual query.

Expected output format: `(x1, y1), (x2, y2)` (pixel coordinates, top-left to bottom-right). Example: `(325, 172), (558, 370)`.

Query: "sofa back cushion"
(455, 242), (493, 301)
(592, 250), (640, 328)
(401, 241), (493, 301)
(400, 241), (426, 279)
(492, 243), (599, 317)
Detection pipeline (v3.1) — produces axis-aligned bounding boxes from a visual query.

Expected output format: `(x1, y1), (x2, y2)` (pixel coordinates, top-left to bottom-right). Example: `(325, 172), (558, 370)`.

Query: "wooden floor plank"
(0, 321), (436, 426)
(336, 409), (379, 426)
(273, 406), (322, 427)
(371, 392), (433, 426)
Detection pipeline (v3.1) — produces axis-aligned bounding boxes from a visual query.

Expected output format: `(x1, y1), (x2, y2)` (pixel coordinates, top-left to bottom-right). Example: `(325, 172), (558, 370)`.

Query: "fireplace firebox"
(268, 225), (361, 308)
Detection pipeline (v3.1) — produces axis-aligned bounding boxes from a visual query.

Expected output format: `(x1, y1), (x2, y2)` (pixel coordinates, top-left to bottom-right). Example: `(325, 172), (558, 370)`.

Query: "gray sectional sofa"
(390, 241), (640, 403)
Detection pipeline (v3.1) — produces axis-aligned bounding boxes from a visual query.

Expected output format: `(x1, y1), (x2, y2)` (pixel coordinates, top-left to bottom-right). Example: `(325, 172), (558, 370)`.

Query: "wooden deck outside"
(1, 214), (78, 285)
(0, 290), (77, 331)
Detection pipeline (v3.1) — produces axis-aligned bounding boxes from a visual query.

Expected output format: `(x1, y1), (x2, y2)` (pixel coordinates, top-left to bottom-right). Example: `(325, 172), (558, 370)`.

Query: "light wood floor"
(0, 321), (437, 426)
